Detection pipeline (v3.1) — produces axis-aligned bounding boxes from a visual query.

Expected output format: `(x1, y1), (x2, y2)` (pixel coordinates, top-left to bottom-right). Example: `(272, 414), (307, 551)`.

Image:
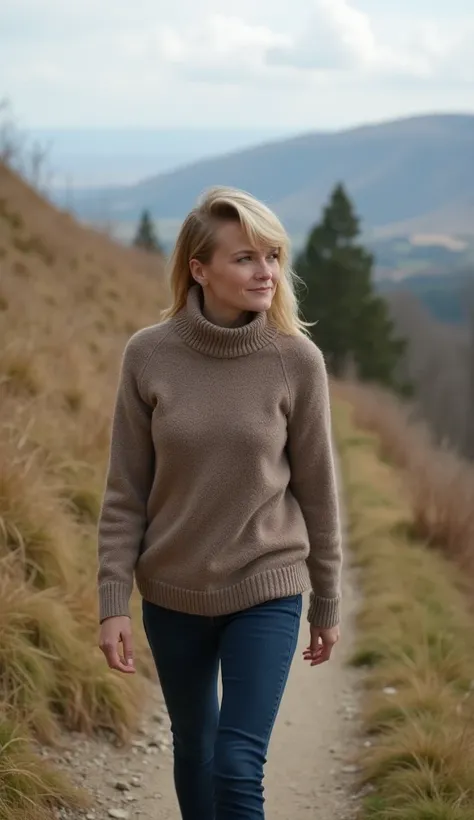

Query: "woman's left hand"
(303, 624), (340, 666)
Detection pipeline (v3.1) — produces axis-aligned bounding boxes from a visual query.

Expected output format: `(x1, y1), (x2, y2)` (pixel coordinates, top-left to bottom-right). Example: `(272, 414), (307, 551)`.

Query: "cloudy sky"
(1, 0), (473, 130)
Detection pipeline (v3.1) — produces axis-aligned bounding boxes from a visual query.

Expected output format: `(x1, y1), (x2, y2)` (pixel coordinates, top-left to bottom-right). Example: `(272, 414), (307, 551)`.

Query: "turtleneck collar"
(173, 284), (278, 358)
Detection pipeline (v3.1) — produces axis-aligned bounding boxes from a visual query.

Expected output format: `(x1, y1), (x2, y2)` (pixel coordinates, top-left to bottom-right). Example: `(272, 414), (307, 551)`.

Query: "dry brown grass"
(334, 400), (474, 820)
(335, 381), (474, 582)
(0, 162), (170, 816)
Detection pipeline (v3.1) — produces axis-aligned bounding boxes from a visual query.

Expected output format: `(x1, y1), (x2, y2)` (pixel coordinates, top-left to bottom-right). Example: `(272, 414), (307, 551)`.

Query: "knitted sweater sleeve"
(97, 332), (155, 623)
(282, 336), (342, 629)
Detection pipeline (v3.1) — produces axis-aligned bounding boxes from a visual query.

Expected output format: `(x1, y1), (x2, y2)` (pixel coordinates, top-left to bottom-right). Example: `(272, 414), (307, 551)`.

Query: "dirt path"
(48, 564), (362, 820)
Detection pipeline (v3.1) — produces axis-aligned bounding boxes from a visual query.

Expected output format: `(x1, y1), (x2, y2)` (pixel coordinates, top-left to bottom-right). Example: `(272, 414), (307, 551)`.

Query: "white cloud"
(412, 22), (474, 82)
(272, 0), (376, 71)
(267, 0), (434, 78)
(155, 15), (293, 84)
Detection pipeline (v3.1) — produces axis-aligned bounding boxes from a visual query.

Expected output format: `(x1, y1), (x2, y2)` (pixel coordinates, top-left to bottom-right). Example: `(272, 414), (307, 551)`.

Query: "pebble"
(114, 780), (130, 792)
(108, 810), (130, 819)
(383, 686), (397, 696)
(341, 764), (360, 774)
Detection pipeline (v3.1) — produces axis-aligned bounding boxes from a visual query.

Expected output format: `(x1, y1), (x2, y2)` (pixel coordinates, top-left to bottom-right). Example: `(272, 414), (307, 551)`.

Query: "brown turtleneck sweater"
(97, 284), (342, 628)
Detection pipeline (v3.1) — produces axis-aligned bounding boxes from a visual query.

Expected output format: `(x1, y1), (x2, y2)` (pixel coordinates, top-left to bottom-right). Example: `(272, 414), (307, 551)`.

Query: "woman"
(97, 186), (342, 820)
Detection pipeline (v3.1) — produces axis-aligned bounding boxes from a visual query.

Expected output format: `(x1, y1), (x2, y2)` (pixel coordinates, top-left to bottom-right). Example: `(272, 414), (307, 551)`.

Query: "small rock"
(341, 764), (360, 774)
(86, 814), (96, 819)
(114, 781), (130, 792)
(131, 776), (142, 787)
(108, 810), (130, 819)
(153, 713), (166, 724)
(383, 686), (397, 696)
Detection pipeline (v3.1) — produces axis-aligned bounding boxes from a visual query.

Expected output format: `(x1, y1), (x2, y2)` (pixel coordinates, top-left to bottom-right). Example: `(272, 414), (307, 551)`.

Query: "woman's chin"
(248, 292), (273, 310)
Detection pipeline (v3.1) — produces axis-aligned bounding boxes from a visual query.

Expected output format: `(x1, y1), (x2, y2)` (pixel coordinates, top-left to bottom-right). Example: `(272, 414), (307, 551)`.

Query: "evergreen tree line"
(133, 188), (408, 393)
(295, 184), (409, 394)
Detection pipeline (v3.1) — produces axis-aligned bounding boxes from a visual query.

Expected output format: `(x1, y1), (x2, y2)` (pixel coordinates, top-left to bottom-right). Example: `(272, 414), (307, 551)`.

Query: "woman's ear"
(189, 258), (208, 286)
(189, 259), (207, 288)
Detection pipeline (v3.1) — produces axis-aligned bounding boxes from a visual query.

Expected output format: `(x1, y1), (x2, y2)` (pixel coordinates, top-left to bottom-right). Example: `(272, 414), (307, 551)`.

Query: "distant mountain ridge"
(72, 114), (474, 242)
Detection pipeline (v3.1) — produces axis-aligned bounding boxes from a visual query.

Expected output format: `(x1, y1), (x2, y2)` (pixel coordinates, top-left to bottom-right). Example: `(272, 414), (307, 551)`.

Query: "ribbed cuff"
(98, 581), (132, 623)
(307, 592), (340, 628)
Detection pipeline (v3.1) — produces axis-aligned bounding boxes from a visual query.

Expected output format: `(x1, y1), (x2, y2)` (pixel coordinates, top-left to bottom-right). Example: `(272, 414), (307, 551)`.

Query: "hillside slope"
(0, 163), (168, 818)
(73, 114), (474, 241)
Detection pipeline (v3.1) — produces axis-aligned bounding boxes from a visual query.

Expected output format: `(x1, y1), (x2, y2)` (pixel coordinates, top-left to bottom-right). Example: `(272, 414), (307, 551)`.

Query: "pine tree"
(133, 209), (161, 253)
(295, 184), (408, 391)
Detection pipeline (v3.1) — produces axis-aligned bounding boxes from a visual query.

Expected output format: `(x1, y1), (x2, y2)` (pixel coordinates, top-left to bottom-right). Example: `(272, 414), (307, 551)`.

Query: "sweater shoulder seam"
(136, 322), (176, 394)
(271, 338), (293, 416)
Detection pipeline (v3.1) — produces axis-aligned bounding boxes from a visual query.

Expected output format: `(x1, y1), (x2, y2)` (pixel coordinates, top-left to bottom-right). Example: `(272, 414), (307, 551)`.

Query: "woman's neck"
(201, 289), (252, 328)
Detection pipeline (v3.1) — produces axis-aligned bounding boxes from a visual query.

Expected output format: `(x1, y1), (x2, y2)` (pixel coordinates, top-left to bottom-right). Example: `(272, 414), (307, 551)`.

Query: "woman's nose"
(256, 258), (272, 278)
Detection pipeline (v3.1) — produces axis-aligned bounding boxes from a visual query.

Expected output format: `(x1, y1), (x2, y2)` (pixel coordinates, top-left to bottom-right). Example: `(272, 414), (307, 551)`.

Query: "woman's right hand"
(99, 616), (136, 673)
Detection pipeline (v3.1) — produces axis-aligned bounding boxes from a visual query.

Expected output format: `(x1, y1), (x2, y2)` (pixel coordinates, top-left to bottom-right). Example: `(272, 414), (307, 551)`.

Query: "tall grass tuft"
(0, 713), (88, 820)
(336, 381), (474, 586)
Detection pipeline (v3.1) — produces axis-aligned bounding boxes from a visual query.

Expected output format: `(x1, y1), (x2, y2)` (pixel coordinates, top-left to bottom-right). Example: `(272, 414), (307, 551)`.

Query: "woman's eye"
(237, 256), (251, 263)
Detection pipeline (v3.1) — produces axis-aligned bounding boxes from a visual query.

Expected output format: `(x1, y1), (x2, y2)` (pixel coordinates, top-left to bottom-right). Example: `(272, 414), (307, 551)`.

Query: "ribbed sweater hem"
(136, 562), (311, 617)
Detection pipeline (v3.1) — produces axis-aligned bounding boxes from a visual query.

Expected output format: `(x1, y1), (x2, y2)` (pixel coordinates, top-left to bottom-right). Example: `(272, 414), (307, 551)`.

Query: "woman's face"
(190, 220), (281, 319)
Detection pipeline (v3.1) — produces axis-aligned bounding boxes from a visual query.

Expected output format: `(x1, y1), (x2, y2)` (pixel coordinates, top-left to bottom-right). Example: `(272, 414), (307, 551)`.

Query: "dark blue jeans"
(142, 594), (302, 820)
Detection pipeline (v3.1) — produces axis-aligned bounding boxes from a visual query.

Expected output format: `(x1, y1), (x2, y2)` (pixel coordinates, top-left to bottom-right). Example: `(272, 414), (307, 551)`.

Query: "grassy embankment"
(334, 383), (474, 820)
(0, 163), (168, 819)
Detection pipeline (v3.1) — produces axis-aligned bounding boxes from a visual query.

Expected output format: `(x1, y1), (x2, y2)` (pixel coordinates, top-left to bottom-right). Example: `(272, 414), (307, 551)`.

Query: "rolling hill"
(71, 114), (474, 245)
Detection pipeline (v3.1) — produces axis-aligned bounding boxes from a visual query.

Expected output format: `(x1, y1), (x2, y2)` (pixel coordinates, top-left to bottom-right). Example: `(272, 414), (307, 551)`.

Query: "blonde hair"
(159, 186), (313, 337)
